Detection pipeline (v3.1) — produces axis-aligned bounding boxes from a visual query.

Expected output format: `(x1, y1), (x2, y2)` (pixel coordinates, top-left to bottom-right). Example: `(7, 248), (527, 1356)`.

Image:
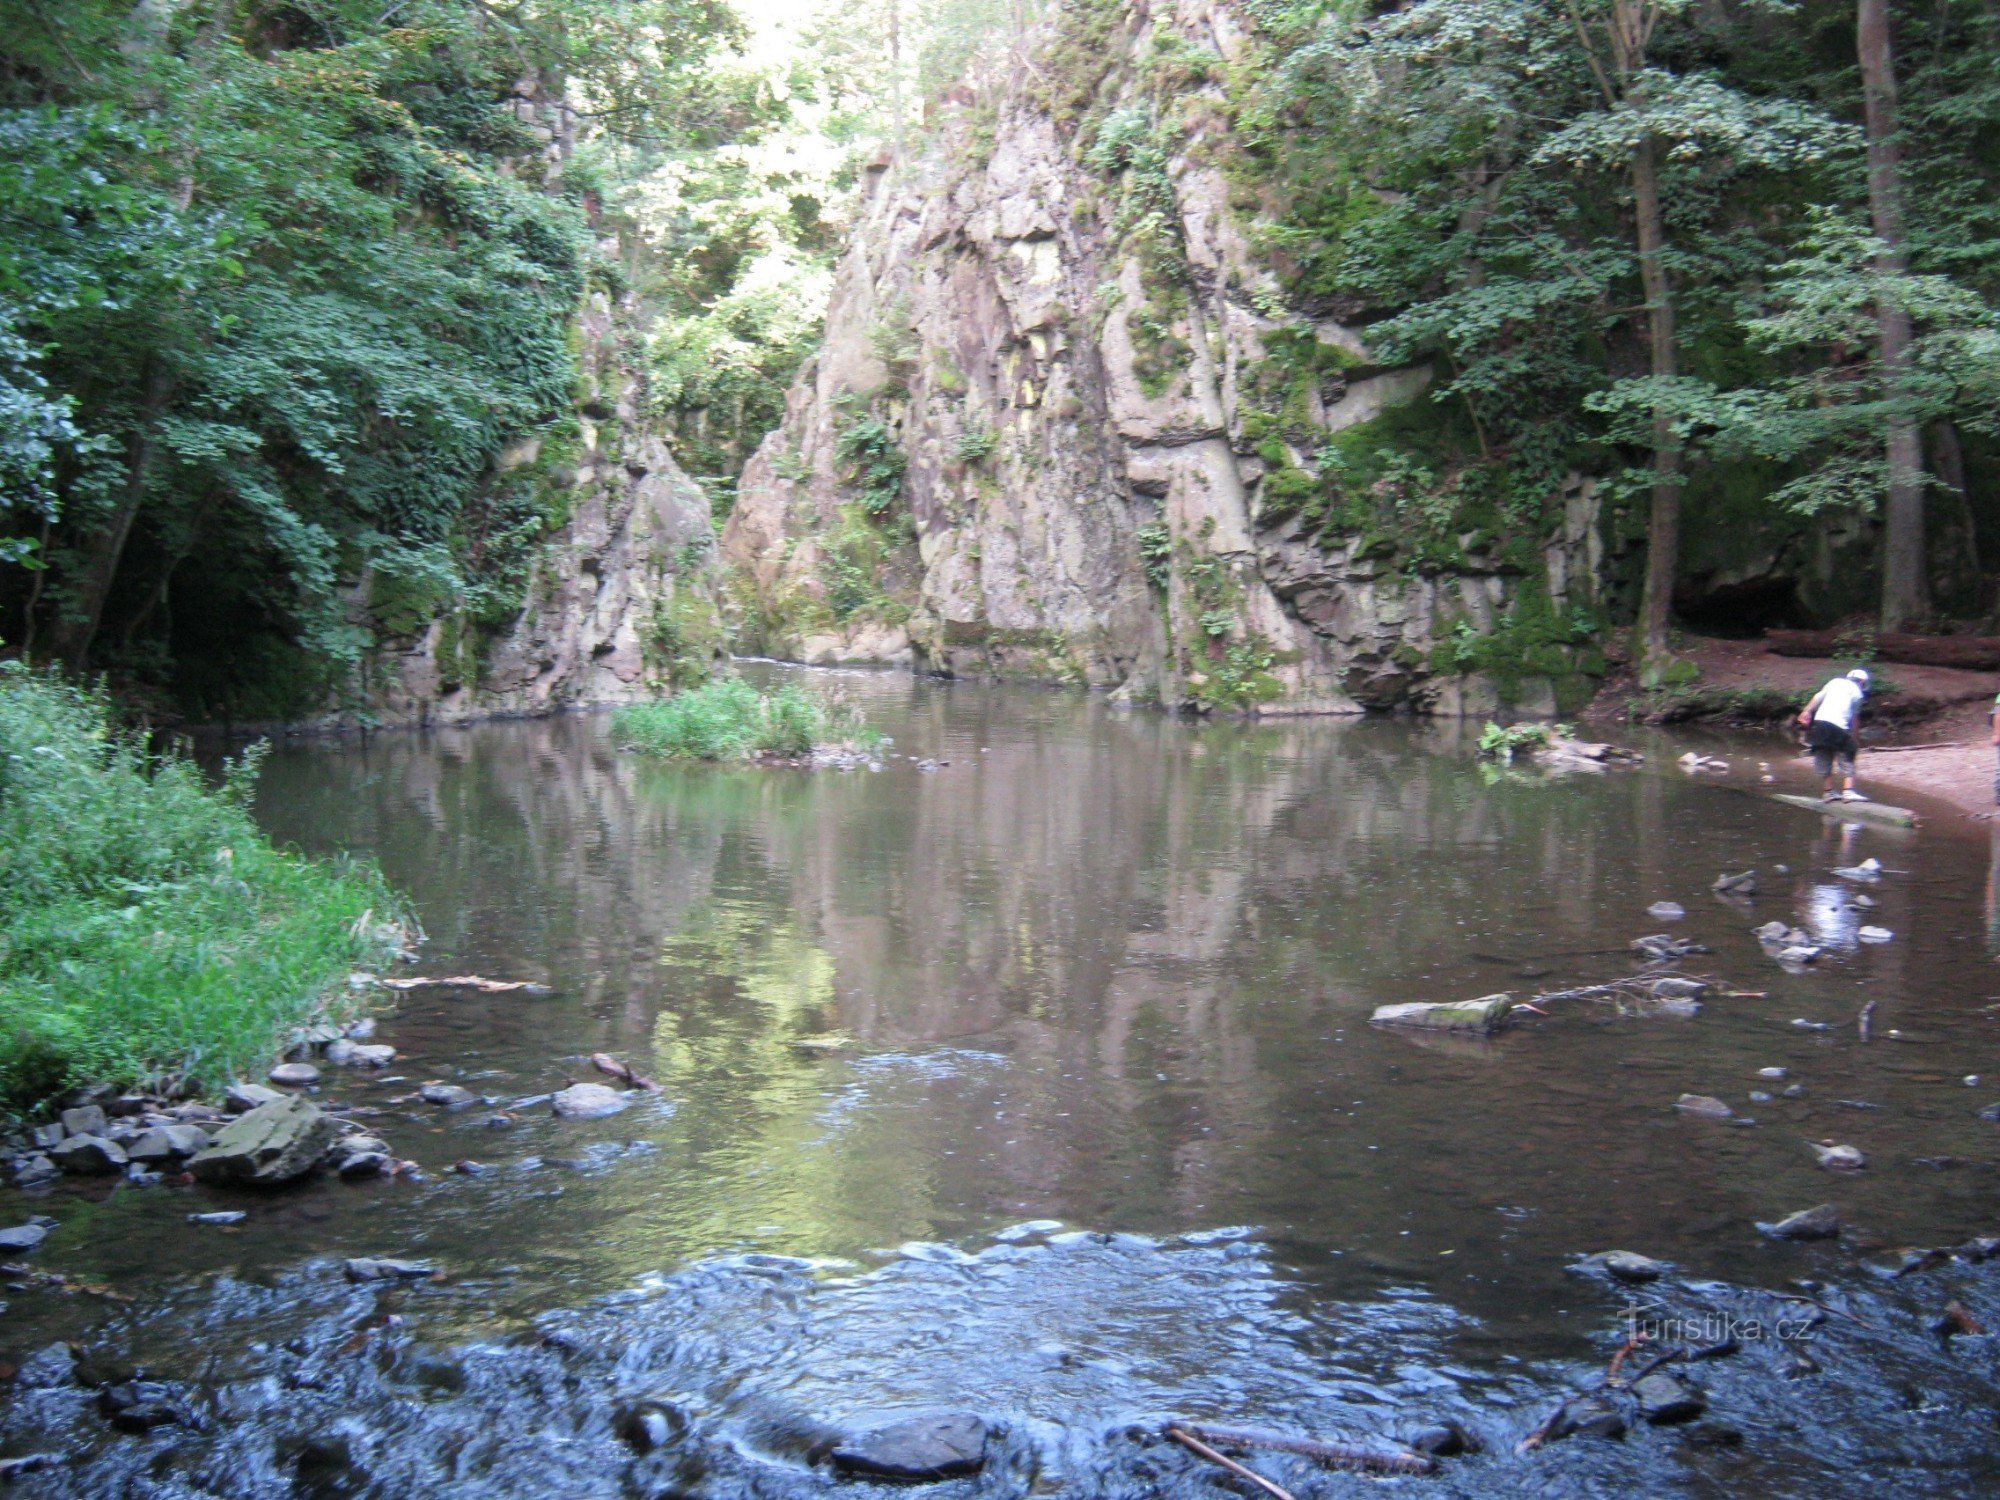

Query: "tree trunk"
(1631, 131), (1682, 675)
(49, 361), (171, 670)
(1859, 0), (1925, 629)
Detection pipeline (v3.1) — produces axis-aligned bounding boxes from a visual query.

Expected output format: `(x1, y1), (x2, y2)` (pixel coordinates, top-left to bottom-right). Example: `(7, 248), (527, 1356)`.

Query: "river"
(4, 665), (1998, 1496)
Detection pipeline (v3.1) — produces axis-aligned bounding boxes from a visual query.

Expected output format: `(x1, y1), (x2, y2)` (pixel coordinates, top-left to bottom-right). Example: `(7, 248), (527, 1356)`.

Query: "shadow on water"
(6, 666), (2000, 1494)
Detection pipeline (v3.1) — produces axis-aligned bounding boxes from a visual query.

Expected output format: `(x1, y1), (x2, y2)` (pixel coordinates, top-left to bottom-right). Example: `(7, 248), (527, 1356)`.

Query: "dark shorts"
(1806, 719), (1857, 778)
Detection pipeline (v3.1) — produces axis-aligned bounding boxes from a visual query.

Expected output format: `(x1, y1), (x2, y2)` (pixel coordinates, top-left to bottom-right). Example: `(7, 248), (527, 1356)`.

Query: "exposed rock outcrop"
(722, 0), (1607, 714)
(334, 288), (720, 731)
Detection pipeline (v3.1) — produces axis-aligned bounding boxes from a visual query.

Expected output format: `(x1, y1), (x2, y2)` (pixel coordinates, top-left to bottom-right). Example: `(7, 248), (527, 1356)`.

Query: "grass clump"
(0, 665), (403, 1109)
(612, 678), (879, 762)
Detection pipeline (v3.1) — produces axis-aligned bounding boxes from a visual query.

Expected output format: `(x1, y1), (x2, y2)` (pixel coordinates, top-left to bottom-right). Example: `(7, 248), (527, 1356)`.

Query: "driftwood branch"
(1164, 1427), (1296, 1500)
(1177, 1423), (1437, 1477)
(379, 975), (553, 995)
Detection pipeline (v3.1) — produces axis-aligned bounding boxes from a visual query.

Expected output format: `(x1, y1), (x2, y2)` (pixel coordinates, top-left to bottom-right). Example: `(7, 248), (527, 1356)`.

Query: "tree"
(1857, 0), (1923, 628)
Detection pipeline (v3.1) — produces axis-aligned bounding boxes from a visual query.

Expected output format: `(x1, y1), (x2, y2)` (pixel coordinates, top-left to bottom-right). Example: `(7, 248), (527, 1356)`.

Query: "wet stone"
(0, 1223), (49, 1252)
(830, 1412), (989, 1481)
(1760, 1204), (1841, 1241)
(188, 1096), (337, 1187)
(51, 1134), (128, 1175)
(617, 1400), (690, 1454)
(1633, 1370), (1706, 1424)
(1577, 1250), (1668, 1283)
(1647, 901), (1686, 921)
(420, 1084), (480, 1109)
(1674, 1094), (1732, 1119)
(550, 1083), (628, 1119)
(1407, 1421), (1476, 1457)
(268, 1062), (320, 1087)
(99, 1380), (181, 1433)
(1550, 1395), (1626, 1442)
(15, 1343), (76, 1389)
(337, 1152), (390, 1182)
(344, 1257), (438, 1282)
(188, 1211), (246, 1226)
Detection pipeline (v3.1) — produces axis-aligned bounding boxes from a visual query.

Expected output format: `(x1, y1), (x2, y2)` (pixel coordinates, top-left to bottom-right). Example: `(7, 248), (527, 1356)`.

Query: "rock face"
(722, 1), (1607, 716)
(311, 292), (722, 732)
(188, 1096), (337, 1187)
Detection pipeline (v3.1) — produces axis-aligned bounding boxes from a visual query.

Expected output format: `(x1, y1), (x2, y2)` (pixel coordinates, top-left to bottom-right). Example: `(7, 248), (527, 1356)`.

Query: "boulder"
(51, 1135), (128, 1175)
(346, 1044), (396, 1067)
(188, 1095), (338, 1187)
(830, 1413), (989, 1481)
(1369, 996), (1513, 1034)
(550, 1083), (629, 1119)
(1759, 1204), (1840, 1240)
(58, 1105), (106, 1137)
(1673, 1094), (1732, 1119)
(27, 1123), (64, 1149)
(127, 1125), (209, 1163)
(8, 1153), (57, 1187)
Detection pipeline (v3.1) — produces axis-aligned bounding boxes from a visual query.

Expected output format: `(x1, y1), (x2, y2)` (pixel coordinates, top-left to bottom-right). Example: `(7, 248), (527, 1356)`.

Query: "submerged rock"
(830, 1413), (989, 1481)
(1647, 901), (1687, 921)
(1674, 1094), (1732, 1119)
(1760, 1204), (1841, 1241)
(1712, 870), (1757, 896)
(188, 1095), (337, 1187)
(419, 1084), (480, 1109)
(550, 1083), (629, 1119)
(1369, 995), (1513, 1034)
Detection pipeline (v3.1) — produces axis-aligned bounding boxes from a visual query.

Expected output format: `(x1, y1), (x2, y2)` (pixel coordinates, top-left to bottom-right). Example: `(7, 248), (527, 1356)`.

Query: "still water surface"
(6, 666), (1999, 1495)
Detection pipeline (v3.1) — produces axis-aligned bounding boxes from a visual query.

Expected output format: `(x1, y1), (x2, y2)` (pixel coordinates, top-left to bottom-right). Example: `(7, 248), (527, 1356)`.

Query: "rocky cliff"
(721, 0), (1610, 716)
(311, 288), (720, 733)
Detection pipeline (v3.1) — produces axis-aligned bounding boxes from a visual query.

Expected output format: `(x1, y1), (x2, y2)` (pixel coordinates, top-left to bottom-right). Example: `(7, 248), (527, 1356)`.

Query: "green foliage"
(611, 675), (879, 760)
(643, 588), (726, 688)
(0, 665), (402, 1105)
(0, 0), (738, 711)
(1476, 720), (1552, 760)
(834, 416), (907, 516)
(955, 427), (999, 464)
(1135, 521), (1173, 590)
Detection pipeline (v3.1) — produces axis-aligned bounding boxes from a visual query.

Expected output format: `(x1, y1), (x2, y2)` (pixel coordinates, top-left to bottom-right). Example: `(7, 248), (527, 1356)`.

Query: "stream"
(4, 665), (1999, 1496)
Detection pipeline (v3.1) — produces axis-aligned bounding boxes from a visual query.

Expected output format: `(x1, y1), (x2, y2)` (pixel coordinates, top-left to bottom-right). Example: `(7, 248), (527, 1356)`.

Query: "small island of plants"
(611, 677), (881, 763)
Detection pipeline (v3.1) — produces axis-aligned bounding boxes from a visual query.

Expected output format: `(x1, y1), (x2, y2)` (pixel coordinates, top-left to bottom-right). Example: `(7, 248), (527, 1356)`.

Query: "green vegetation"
(612, 676), (879, 760)
(834, 416), (909, 516)
(1476, 721), (1554, 761)
(0, 666), (401, 1107)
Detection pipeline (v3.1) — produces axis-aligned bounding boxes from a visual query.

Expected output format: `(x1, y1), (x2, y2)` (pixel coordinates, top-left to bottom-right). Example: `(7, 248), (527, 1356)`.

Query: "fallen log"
(590, 1053), (660, 1091)
(1177, 1423), (1438, 1477)
(1764, 629), (2000, 671)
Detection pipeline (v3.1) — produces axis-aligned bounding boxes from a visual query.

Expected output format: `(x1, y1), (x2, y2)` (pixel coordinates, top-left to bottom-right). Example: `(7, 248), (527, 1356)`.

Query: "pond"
(4, 666), (1998, 1496)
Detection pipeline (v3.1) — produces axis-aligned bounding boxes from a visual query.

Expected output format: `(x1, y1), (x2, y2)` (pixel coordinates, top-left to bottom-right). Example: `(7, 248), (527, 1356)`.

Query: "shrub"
(0, 666), (403, 1107)
(611, 678), (879, 761)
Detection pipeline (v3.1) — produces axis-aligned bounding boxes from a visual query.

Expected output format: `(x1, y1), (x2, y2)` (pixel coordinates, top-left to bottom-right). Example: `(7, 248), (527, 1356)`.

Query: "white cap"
(1847, 668), (1870, 686)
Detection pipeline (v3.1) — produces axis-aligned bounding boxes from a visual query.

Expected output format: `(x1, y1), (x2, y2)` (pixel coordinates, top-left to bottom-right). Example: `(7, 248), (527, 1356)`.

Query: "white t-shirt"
(1812, 677), (1865, 732)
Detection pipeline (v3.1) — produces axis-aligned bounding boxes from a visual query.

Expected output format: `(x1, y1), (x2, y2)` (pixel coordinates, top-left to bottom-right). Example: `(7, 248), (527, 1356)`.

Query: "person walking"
(1797, 668), (1870, 801)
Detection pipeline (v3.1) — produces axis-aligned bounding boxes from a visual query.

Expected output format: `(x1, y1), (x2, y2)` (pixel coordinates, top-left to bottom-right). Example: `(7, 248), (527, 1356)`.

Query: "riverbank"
(0, 668), (404, 1111)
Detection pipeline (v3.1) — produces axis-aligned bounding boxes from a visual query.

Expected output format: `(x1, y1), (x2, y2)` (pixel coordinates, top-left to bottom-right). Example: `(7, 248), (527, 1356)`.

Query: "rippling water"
(5, 667), (1999, 1495)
